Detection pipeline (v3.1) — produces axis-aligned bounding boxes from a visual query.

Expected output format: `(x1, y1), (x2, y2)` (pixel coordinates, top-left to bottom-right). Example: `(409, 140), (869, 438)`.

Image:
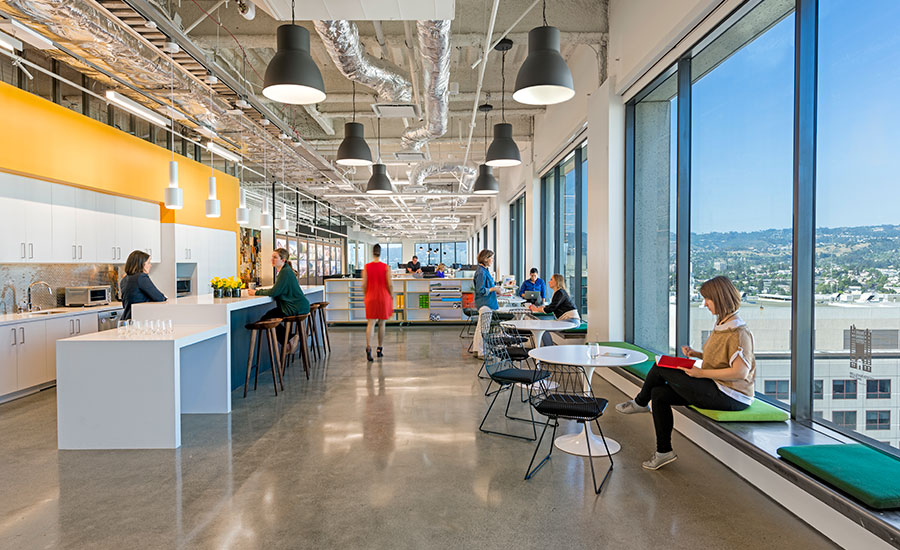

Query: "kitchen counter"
(0, 302), (123, 327)
(57, 323), (229, 449)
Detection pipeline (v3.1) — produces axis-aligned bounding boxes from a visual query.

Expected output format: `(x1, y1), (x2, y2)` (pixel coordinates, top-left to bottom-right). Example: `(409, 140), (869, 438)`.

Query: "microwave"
(65, 286), (111, 307)
(176, 278), (192, 297)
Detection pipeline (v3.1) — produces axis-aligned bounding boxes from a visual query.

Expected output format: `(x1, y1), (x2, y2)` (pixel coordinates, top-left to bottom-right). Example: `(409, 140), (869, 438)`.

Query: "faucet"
(27, 281), (52, 312)
(0, 281), (17, 314)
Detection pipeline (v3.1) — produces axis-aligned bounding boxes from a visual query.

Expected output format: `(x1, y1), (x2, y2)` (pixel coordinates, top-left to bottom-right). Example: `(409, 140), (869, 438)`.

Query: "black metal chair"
(524, 362), (613, 494)
(459, 306), (479, 339)
(478, 330), (550, 441)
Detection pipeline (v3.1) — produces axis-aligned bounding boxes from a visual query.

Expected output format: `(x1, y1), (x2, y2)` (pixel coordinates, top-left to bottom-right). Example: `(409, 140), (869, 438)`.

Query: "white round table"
(498, 295), (526, 305)
(501, 319), (578, 348)
(528, 345), (648, 457)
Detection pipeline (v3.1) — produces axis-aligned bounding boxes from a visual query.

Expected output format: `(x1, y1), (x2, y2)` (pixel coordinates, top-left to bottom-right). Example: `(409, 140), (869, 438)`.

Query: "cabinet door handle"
(20, 243), (26, 258)
(10, 328), (16, 346)
(28, 243), (33, 259)
(19, 327), (24, 344)
(70, 319), (74, 335)
(76, 319), (81, 334)
(72, 245), (77, 259)
(78, 245), (83, 259)
(112, 246), (116, 259)
(117, 247), (121, 260)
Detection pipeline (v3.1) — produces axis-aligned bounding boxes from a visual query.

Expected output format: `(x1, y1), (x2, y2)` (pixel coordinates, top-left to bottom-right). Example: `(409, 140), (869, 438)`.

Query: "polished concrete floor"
(0, 327), (836, 549)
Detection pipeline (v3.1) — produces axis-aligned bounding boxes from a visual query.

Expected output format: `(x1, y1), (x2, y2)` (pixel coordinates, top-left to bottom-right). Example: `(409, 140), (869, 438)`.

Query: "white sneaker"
(615, 399), (650, 414)
(642, 451), (677, 470)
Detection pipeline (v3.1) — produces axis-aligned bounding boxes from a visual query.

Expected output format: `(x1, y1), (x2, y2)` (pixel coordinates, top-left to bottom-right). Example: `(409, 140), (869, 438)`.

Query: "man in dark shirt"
(406, 255), (422, 273)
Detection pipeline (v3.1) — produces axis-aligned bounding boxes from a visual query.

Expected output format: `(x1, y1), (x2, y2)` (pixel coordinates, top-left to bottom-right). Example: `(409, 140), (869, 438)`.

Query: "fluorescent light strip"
(0, 30), (22, 52)
(207, 141), (242, 163)
(105, 91), (170, 128)
(324, 193), (478, 198)
(9, 19), (55, 50)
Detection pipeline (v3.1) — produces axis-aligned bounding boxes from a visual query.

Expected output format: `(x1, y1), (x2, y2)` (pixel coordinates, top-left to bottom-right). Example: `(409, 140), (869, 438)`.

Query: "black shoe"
(366, 347), (373, 362)
(376, 347), (384, 358)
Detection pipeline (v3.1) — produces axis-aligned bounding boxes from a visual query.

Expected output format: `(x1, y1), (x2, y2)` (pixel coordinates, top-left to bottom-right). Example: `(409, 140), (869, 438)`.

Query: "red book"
(657, 355), (697, 369)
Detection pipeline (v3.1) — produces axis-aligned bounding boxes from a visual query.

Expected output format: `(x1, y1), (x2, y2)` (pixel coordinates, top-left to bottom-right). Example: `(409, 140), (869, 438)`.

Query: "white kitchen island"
(132, 287), (324, 392)
(56, 324), (228, 449)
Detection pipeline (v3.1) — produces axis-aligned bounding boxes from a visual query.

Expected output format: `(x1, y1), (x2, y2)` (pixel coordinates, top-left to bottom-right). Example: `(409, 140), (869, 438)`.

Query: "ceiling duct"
(400, 20), (451, 151)
(409, 162), (476, 196)
(313, 20), (412, 104)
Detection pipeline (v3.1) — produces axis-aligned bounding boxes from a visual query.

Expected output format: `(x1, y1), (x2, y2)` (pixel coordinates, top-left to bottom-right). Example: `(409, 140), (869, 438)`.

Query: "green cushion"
(595, 341), (655, 379)
(691, 399), (789, 422)
(777, 444), (900, 509)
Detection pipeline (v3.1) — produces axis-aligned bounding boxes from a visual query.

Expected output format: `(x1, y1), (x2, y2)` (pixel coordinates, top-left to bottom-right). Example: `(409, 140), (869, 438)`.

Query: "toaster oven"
(65, 286), (111, 307)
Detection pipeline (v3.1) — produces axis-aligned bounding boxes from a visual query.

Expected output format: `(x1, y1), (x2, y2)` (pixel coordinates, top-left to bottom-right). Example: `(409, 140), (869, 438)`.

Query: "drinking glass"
(588, 342), (601, 359)
(117, 320), (128, 335)
(165, 320), (174, 335)
(131, 320), (143, 336)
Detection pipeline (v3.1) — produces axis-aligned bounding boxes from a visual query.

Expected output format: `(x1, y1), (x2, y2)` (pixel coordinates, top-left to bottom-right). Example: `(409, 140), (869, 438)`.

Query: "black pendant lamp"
(263, 0), (326, 105)
(486, 39), (522, 167)
(366, 117), (392, 194)
(513, 0), (575, 106)
(337, 82), (373, 166)
(473, 103), (499, 195)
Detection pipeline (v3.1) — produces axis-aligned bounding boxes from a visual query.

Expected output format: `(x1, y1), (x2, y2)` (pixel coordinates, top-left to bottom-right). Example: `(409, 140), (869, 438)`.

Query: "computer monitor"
(422, 265), (436, 273)
(523, 291), (542, 304)
(397, 263), (406, 269)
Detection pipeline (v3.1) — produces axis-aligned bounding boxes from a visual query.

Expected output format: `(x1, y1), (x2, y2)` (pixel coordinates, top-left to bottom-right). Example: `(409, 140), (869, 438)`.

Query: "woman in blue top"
(472, 249), (501, 358)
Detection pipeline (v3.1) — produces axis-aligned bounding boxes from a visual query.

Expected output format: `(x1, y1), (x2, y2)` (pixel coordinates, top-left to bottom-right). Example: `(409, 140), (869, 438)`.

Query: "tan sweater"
(697, 313), (756, 402)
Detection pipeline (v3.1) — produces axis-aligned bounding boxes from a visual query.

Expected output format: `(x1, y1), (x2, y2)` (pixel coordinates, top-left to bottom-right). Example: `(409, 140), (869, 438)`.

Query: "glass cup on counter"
(165, 319), (174, 335)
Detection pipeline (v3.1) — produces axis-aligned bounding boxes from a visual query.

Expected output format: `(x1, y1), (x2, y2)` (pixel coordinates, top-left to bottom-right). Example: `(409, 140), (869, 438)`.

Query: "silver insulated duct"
(400, 20), (451, 151)
(314, 20), (412, 103)
(408, 162), (476, 208)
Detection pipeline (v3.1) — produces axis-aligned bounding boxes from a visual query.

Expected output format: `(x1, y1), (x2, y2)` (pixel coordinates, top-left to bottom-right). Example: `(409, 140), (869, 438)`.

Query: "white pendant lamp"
(260, 200), (273, 229)
(205, 176), (221, 218)
(236, 188), (250, 225)
(275, 202), (290, 231)
(163, 60), (183, 209)
(513, 1), (575, 106)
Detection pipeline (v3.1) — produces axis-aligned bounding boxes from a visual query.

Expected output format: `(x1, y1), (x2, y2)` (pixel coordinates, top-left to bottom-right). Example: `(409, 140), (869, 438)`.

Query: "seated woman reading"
(527, 274), (580, 345)
(616, 276), (755, 471)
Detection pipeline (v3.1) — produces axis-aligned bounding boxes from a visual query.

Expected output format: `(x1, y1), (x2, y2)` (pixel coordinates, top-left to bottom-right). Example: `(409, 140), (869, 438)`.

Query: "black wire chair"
(478, 329), (551, 441)
(524, 362), (613, 494)
(459, 306), (479, 339)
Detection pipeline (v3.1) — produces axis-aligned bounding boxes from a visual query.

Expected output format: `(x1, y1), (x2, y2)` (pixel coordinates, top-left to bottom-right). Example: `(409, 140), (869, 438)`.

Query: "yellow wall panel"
(0, 81), (239, 234)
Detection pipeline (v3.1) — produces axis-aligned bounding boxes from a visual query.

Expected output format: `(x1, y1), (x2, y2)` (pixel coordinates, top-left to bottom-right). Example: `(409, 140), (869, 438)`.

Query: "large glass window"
(510, 194), (525, 284)
(632, 72), (677, 353)
(813, 0), (900, 447)
(539, 142), (587, 313)
(690, 3), (795, 406)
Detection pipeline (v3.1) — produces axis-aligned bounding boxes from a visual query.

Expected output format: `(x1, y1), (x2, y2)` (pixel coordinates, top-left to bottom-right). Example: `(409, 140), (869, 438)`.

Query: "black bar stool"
(281, 313), (311, 379)
(306, 303), (322, 361)
(312, 301), (331, 354)
(244, 318), (284, 397)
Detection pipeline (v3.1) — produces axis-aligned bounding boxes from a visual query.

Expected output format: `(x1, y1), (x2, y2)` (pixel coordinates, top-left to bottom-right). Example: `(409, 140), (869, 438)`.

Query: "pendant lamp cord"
(542, 0), (548, 26)
(483, 106), (488, 160)
(169, 59), (174, 161)
(352, 81), (356, 123)
(209, 79), (214, 175)
(377, 116), (382, 163)
(501, 51), (506, 123)
(291, 0), (295, 25)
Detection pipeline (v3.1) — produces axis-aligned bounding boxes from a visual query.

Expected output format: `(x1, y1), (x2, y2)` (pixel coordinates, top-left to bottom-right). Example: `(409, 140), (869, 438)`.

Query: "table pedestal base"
(554, 424), (621, 457)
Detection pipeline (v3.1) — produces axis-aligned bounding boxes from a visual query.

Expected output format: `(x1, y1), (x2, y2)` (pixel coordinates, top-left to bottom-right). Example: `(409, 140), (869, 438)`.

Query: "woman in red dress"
(363, 244), (394, 362)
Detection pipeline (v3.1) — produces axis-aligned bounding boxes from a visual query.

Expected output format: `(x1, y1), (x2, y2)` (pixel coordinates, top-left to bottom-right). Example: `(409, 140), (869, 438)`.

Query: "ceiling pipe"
(462, 0), (501, 167)
(470, 0), (542, 69)
(400, 20), (452, 151)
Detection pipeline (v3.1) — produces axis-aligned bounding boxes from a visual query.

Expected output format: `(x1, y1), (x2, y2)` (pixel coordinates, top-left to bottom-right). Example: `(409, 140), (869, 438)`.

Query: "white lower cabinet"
(0, 322), (48, 393)
(45, 313), (97, 384)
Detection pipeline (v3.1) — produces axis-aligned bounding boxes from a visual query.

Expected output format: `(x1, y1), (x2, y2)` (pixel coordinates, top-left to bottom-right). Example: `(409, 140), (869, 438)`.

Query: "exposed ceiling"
(0, 0), (608, 238)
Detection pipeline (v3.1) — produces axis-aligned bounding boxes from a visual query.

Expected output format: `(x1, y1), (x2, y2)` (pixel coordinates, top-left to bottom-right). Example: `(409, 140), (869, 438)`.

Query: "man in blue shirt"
(518, 267), (547, 304)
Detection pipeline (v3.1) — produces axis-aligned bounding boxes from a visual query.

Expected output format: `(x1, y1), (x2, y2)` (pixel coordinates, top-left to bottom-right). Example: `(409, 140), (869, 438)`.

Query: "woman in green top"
(249, 247), (310, 347)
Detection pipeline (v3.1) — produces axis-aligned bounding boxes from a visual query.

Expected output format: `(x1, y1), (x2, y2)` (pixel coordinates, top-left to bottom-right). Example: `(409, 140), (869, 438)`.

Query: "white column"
(586, 79), (626, 342)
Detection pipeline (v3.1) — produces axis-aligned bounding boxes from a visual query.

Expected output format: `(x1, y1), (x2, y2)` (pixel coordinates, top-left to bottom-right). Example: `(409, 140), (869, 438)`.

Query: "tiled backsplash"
(0, 264), (120, 313)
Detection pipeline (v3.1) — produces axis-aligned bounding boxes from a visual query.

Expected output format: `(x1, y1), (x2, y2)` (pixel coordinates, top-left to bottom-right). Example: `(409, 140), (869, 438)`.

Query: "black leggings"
(635, 366), (749, 453)
(260, 305), (289, 344)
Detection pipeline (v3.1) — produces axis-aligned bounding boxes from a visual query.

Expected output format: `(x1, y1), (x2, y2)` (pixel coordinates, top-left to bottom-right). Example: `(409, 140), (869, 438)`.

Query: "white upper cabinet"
(0, 172), (51, 263)
(94, 193), (118, 263)
(131, 200), (161, 263)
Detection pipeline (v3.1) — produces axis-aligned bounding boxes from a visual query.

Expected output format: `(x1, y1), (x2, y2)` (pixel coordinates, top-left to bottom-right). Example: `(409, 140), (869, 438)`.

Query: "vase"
(233, 288), (241, 298)
(224, 288), (232, 298)
(214, 288), (224, 298)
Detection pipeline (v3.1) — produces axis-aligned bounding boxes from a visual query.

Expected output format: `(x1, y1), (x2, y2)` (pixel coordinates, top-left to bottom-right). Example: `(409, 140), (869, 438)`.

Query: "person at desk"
(616, 276), (754, 471)
(527, 274), (580, 345)
(518, 267), (547, 303)
(434, 263), (447, 278)
(406, 255), (423, 274)
(120, 250), (167, 320)
(472, 249), (501, 358)
(249, 248), (310, 350)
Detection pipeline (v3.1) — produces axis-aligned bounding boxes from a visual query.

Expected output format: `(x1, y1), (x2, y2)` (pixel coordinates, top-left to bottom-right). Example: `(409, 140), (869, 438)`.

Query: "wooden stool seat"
(310, 301), (331, 356)
(281, 314), (311, 379)
(243, 318), (284, 397)
(307, 304), (322, 361)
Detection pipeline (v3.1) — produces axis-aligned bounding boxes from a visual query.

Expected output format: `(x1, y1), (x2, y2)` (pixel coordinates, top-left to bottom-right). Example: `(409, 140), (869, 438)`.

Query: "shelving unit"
(324, 277), (475, 324)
